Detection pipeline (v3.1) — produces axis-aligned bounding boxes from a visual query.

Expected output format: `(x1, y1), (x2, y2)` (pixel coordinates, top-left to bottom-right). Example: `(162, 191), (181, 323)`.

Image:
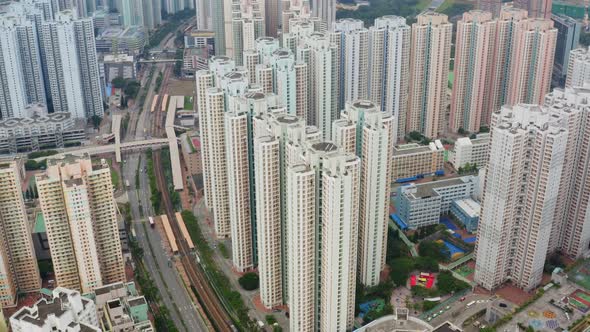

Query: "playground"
(359, 299), (386, 318)
(524, 309), (561, 330)
(410, 272), (436, 289)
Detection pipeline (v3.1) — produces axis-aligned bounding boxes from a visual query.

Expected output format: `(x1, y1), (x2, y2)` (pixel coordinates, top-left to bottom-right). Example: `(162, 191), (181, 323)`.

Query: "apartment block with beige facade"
(392, 141), (445, 182)
(333, 100), (394, 287)
(450, 10), (496, 133)
(35, 155), (125, 294)
(408, 12), (452, 138)
(475, 105), (568, 291)
(487, 9), (557, 114)
(0, 162), (40, 293)
(487, 8), (528, 116)
(506, 18), (557, 106)
(0, 243), (15, 307)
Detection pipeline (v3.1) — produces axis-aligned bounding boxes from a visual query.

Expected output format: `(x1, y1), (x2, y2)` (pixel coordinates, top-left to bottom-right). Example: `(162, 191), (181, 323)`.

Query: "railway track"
(153, 152), (234, 332)
(148, 65), (234, 331)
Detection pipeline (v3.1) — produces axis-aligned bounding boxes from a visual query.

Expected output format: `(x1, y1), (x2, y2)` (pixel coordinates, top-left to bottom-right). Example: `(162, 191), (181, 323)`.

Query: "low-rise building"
(449, 134), (490, 169)
(94, 282), (153, 332)
(10, 287), (100, 332)
(183, 48), (210, 76)
(394, 176), (477, 229)
(450, 198), (480, 233)
(180, 134), (202, 176)
(96, 27), (147, 55)
(104, 54), (136, 83)
(392, 140), (445, 182)
(357, 308), (462, 332)
(0, 105), (86, 154)
(184, 29), (215, 51)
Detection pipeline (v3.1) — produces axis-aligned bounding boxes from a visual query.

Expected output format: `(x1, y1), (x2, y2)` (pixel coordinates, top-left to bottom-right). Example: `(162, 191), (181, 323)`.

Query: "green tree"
(238, 272), (260, 290)
(364, 304), (393, 324)
(389, 257), (415, 286)
(265, 315), (277, 325)
(91, 115), (102, 128)
(418, 240), (449, 262)
(422, 300), (439, 311)
(407, 131), (423, 141)
(436, 271), (470, 294)
(124, 81), (141, 98)
(112, 76), (126, 88)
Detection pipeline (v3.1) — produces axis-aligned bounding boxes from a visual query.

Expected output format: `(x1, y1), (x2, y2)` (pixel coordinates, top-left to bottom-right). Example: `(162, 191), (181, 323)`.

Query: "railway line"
(149, 64), (235, 331)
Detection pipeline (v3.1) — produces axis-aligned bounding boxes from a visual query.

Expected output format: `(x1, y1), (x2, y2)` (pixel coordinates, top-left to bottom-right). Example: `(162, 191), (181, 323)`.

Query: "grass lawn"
(436, 0), (455, 13)
(111, 169), (120, 189)
(436, 0), (474, 17)
(184, 96), (194, 110)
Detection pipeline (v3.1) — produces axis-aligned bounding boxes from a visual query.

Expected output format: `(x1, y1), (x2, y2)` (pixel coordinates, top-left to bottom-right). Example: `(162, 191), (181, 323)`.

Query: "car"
(432, 314), (438, 318)
(445, 306), (450, 310)
(272, 309), (280, 313)
(427, 318), (432, 322)
(459, 297), (466, 302)
(439, 310), (443, 314)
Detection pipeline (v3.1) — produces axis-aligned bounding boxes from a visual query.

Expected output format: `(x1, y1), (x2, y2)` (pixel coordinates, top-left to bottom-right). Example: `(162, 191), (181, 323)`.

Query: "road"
(124, 155), (207, 332)
(122, 62), (209, 331)
(427, 294), (492, 328)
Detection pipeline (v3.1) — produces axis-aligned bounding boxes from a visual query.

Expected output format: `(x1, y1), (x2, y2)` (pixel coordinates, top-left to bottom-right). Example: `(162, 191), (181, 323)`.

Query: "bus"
(148, 217), (155, 228)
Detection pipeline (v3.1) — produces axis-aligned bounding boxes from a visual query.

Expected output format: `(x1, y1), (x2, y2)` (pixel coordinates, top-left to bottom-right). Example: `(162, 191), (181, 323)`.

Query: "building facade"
(391, 141), (445, 181)
(368, 16), (410, 143)
(36, 155), (125, 294)
(408, 12), (452, 138)
(450, 10), (496, 133)
(0, 162), (41, 293)
(565, 46), (590, 88)
(475, 104), (568, 291)
(552, 14), (580, 86)
(332, 100), (393, 287)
